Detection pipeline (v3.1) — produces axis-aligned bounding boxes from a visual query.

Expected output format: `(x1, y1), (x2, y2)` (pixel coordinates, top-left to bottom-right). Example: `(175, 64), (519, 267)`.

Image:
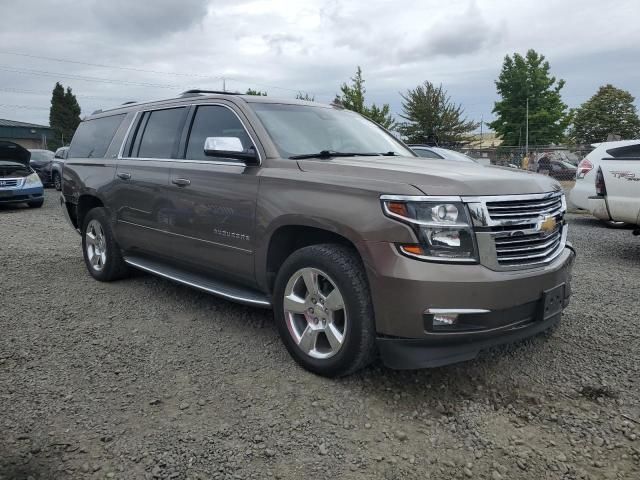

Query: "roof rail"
(91, 109), (103, 115)
(121, 101), (137, 105)
(180, 89), (241, 97)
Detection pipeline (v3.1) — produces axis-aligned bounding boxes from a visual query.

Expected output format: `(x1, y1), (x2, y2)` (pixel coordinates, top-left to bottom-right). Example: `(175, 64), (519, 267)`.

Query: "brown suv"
(60, 90), (575, 377)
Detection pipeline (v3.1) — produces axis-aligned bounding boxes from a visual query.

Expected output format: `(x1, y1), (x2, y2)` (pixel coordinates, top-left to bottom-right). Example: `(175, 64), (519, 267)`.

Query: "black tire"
(273, 244), (376, 377)
(81, 207), (129, 282)
(27, 199), (44, 208)
(53, 172), (62, 191)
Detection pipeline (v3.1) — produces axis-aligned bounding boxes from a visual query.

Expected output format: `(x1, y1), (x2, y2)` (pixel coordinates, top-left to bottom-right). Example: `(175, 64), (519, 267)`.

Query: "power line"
(0, 103), (49, 110)
(0, 51), (315, 96)
(0, 51), (218, 79)
(0, 86), (137, 102)
(0, 65), (184, 89)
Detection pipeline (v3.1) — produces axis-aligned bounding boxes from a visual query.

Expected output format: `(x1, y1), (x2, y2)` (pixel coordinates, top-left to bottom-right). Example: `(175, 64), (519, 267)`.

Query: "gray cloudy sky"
(0, 0), (639, 129)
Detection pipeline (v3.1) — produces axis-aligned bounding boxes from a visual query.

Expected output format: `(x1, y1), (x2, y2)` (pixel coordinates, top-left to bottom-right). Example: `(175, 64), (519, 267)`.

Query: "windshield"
(250, 103), (414, 159)
(29, 150), (54, 162)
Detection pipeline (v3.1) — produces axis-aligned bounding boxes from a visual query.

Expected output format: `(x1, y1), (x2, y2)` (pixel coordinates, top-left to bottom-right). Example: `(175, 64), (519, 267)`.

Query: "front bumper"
(0, 186), (44, 204)
(358, 240), (575, 369)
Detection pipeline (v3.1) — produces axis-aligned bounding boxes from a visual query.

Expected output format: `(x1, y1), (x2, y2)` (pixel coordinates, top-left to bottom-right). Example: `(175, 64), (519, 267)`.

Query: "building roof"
(0, 118), (51, 129)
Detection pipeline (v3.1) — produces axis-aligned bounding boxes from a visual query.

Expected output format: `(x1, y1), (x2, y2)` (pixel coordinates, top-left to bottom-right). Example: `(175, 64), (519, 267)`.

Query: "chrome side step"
(123, 255), (271, 308)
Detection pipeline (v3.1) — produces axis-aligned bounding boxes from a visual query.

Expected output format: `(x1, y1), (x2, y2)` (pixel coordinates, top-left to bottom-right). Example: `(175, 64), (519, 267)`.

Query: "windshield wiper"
(289, 150), (383, 160)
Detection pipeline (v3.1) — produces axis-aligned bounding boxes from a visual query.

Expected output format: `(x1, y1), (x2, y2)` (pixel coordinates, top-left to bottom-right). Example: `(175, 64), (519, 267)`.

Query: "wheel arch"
(258, 219), (366, 294)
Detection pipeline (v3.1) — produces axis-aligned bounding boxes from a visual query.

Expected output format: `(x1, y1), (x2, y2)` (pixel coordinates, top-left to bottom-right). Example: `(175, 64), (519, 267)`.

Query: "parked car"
(28, 149), (55, 186)
(536, 156), (577, 181)
(586, 142), (640, 231)
(61, 91), (575, 377)
(0, 141), (45, 208)
(570, 141), (640, 227)
(409, 145), (477, 163)
(52, 146), (69, 191)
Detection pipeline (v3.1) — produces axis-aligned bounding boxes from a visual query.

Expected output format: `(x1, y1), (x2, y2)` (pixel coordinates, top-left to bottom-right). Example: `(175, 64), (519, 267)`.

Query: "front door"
(165, 104), (260, 285)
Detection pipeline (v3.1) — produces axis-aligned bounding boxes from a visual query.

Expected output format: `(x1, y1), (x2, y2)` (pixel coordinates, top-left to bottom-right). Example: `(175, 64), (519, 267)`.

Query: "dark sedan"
(29, 149), (55, 186)
(536, 157), (577, 181)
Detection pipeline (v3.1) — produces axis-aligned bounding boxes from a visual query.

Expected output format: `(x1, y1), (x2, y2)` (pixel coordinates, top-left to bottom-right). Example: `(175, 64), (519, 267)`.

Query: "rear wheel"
(273, 244), (376, 377)
(82, 207), (129, 282)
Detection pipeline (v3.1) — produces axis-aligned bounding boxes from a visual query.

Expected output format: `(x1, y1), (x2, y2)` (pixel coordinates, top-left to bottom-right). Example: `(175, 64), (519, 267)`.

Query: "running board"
(123, 255), (271, 308)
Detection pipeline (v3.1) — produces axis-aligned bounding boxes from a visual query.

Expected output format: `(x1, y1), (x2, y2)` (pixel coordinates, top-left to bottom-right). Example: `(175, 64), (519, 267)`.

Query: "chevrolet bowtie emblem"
(539, 216), (557, 233)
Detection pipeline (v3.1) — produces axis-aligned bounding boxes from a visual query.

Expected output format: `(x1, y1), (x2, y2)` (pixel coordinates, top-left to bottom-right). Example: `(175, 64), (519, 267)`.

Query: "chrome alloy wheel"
(283, 267), (347, 359)
(85, 219), (107, 272)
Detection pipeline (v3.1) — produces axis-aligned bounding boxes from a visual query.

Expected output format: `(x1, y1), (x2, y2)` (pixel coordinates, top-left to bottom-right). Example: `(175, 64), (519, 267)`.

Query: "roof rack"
(180, 89), (241, 97)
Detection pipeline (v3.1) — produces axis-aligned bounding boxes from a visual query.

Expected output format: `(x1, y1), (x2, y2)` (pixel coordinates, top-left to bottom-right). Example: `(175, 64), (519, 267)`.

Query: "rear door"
(601, 143), (640, 224)
(164, 103), (261, 285)
(111, 106), (188, 255)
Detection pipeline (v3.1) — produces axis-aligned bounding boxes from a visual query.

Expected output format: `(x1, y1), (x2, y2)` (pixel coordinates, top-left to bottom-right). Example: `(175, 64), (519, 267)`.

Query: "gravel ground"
(1, 190), (639, 480)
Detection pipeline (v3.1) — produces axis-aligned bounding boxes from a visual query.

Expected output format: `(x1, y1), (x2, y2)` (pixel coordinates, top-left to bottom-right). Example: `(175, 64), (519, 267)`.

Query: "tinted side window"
(136, 108), (186, 159)
(68, 114), (125, 158)
(186, 105), (252, 160)
(606, 144), (640, 159)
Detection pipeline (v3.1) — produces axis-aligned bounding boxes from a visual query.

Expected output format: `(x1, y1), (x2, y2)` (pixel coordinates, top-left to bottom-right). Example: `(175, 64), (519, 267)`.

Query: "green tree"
(489, 50), (569, 146)
(397, 81), (478, 144)
(295, 91), (315, 101)
(49, 82), (81, 150)
(335, 66), (395, 129)
(569, 84), (640, 144)
(246, 88), (267, 96)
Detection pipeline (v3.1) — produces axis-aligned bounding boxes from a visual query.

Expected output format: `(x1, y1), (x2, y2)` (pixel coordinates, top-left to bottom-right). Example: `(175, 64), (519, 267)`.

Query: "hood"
(297, 156), (561, 196)
(0, 141), (31, 167)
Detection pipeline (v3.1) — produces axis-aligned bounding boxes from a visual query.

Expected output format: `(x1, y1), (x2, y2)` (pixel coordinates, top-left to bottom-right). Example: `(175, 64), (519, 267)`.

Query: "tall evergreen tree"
(398, 81), (478, 145)
(489, 50), (569, 146)
(49, 82), (81, 150)
(569, 84), (640, 144)
(335, 67), (395, 129)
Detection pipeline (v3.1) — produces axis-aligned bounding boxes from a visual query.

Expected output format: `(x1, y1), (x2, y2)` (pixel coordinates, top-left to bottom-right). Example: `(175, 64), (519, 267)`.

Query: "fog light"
(433, 313), (458, 327)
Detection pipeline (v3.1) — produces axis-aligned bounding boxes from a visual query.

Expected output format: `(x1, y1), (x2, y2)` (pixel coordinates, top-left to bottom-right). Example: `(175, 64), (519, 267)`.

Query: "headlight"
(24, 172), (43, 187)
(381, 196), (478, 263)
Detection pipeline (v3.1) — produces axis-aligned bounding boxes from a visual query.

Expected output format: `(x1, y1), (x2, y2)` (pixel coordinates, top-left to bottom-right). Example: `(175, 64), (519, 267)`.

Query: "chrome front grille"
(466, 191), (567, 270)
(485, 195), (564, 221)
(0, 178), (21, 188)
(493, 226), (564, 266)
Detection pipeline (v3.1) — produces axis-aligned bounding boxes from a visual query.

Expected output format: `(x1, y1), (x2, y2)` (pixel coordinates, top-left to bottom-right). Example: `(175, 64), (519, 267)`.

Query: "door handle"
(117, 172), (131, 180)
(172, 178), (191, 187)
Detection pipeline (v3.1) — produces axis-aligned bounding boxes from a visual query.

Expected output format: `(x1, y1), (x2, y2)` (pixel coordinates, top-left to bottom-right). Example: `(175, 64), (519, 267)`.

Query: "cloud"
(91, 0), (209, 40)
(0, 0), (638, 127)
(397, 1), (505, 62)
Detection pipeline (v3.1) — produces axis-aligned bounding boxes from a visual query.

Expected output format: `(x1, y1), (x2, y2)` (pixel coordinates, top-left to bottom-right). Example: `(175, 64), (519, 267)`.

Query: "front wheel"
(81, 207), (129, 282)
(53, 172), (62, 191)
(273, 244), (376, 377)
(27, 199), (44, 208)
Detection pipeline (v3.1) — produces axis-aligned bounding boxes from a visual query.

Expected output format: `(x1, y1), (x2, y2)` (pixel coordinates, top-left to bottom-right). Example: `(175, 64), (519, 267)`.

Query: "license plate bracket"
(541, 284), (565, 321)
(0, 190), (14, 197)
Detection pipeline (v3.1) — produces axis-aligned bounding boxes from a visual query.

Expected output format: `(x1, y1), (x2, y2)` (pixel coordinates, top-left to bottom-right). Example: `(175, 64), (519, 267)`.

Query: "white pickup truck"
(587, 142), (640, 233)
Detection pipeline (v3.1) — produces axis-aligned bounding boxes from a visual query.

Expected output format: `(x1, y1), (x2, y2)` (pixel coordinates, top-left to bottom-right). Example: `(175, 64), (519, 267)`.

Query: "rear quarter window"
(606, 144), (640, 159)
(68, 114), (126, 158)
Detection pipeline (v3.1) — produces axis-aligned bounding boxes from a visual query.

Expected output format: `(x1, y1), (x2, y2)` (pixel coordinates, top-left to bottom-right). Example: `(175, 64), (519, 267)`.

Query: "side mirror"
(204, 137), (258, 165)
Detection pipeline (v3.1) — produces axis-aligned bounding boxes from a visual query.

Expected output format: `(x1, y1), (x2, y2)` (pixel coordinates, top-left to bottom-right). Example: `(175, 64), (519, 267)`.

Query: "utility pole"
(479, 115), (483, 148)
(222, 78), (226, 92)
(525, 98), (529, 156)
